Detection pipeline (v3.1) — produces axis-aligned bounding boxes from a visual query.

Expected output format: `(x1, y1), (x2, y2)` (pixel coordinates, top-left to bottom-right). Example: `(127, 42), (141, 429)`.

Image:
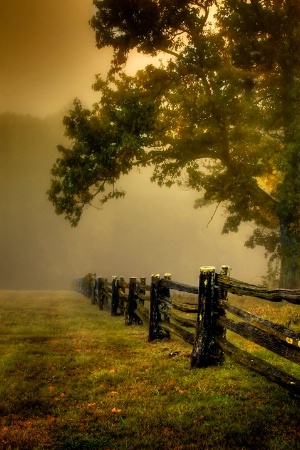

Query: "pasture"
(0, 290), (300, 449)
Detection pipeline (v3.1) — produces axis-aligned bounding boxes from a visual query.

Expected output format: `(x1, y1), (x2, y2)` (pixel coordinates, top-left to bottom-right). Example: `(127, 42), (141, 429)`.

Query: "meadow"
(0, 290), (300, 449)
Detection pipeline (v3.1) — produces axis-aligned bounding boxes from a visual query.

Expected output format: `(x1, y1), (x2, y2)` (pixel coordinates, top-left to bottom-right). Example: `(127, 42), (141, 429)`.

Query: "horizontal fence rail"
(72, 265), (300, 395)
(218, 275), (300, 304)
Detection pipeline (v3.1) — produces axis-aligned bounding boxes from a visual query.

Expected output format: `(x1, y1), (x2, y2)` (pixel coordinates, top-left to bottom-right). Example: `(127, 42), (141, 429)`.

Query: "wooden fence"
(72, 266), (300, 395)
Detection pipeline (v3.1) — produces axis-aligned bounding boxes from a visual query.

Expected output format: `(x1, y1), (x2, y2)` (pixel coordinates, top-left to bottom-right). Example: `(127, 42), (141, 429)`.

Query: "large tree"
(48, 0), (300, 288)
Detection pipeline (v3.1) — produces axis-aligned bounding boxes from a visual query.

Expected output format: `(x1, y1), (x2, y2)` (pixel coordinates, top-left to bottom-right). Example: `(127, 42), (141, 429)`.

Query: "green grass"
(0, 290), (300, 449)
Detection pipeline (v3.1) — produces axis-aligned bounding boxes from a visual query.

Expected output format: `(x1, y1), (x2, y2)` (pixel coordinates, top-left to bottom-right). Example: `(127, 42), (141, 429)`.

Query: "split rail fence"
(72, 266), (300, 395)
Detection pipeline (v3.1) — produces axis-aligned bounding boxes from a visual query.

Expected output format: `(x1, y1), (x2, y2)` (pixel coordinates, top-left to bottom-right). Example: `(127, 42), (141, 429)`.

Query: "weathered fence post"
(149, 274), (161, 341)
(84, 273), (93, 298)
(91, 273), (96, 304)
(126, 277), (135, 325)
(82, 274), (87, 296)
(191, 266), (224, 368)
(97, 277), (104, 310)
(219, 265), (231, 301)
(125, 277), (142, 325)
(111, 276), (119, 316)
(94, 277), (98, 304)
(103, 277), (109, 310)
(159, 273), (172, 323)
(213, 265), (231, 363)
(118, 277), (126, 316)
(139, 277), (146, 305)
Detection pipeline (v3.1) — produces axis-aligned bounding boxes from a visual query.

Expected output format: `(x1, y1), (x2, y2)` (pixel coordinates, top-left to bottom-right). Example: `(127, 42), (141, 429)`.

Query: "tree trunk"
(279, 221), (300, 289)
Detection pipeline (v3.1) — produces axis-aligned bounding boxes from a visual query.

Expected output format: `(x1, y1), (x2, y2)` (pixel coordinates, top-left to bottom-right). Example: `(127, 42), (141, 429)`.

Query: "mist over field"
(0, 112), (267, 290)
(0, 0), (268, 290)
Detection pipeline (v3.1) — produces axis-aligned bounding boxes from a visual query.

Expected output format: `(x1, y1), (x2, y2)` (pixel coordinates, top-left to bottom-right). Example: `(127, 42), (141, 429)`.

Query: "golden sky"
(0, 0), (113, 117)
(0, 0), (268, 287)
(0, 0), (167, 117)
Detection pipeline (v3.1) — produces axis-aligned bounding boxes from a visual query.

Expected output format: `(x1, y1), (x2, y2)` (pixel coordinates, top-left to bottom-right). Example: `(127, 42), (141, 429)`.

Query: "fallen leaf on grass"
(193, 415), (205, 424)
(88, 403), (97, 407)
(110, 391), (118, 396)
(177, 389), (188, 394)
(111, 407), (122, 413)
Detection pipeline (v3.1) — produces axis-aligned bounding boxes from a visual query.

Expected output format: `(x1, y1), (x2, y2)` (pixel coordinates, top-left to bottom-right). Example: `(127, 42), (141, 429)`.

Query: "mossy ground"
(0, 290), (299, 449)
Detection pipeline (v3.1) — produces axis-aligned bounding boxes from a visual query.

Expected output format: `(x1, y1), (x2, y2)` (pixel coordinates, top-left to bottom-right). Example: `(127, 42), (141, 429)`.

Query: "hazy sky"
(0, 0), (155, 117)
(0, 0), (268, 288)
(0, 0), (111, 116)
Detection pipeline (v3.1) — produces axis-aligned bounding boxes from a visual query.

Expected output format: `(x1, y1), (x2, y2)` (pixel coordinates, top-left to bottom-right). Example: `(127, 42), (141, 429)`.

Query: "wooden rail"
(72, 266), (300, 395)
(218, 275), (300, 304)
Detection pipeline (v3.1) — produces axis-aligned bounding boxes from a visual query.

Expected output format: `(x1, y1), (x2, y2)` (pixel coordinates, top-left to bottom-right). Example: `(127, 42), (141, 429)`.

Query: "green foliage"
(48, 1), (300, 286)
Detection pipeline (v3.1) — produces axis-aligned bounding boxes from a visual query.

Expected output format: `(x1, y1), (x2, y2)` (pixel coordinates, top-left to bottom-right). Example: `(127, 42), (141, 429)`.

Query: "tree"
(48, 0), (300, 288)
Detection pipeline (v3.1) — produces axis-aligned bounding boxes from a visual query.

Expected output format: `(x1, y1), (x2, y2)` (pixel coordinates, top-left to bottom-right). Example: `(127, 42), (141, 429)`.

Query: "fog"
(0, 0), (267, 289)
(0, 112), (267, 290)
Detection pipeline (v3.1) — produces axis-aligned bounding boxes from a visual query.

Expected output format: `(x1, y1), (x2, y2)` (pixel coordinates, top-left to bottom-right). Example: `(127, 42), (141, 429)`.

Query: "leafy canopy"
(48, 0), (300, 280)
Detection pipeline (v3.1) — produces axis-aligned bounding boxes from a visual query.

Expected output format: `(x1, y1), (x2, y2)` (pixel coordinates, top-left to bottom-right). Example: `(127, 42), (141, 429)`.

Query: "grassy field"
(0, 290), (300, 449)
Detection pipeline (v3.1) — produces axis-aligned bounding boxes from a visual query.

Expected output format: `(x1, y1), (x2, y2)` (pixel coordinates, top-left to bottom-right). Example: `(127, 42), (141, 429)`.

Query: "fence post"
(94, 277), (98, 303)
(149, 274), (161, 341)
(82, 274), (86, 296)
(139, 277), (146, 305)
(219, 265), (231, 301)
(126, 277), (135, 325)
(118, 276), (126, 316)
(84, 273), (93, 298)
(125, 277), (142, 325)
(160, 273), (172, 323)
(111, 276), (119, 316)
(101, 277), (109, 310)
(97, 277), (104, 310)
(91, 273), (96, 304)
(214, 265), (231, 355)
(191, 266), (224, 368)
